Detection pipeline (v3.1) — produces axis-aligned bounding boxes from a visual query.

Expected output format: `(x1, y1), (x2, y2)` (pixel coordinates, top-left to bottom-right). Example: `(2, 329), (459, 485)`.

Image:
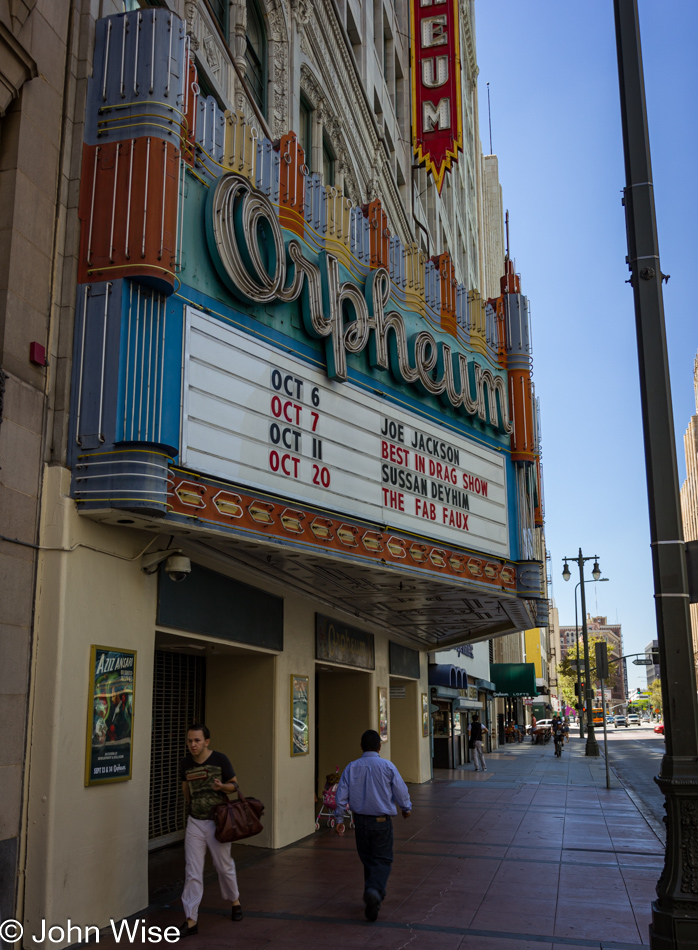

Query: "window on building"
(395, 52), (405, 136)
(209, 0), (228, 32)
(426, 178), (436, 240)
(245, 0), (267, 115)
(373, 0), (382, 65)
(396, 160), (406, 207)
(122, 0), (165, 9)
(373, 88), (383, 130)
(346, 5), (362, 68)
(383, 11), (393, 92)
(322, 136), (335, 186)
(299, 96), (313, 167)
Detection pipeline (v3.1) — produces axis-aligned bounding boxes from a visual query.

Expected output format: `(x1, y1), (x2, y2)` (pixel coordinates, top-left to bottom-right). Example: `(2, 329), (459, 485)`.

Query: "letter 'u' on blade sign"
(411, 0), (462, 192)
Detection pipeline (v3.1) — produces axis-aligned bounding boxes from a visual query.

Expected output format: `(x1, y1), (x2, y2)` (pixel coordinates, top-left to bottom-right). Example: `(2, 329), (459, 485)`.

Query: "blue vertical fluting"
(424, 259), (438, 311)
(350, 206), (370, 263)
(456, 285), (470, 343)
(85, 9), (187, 146)
(304, 172), (325, 233)
(389, 235), (406, 289)
(256, 137), (280, 199)
(118, 280), (182, 448)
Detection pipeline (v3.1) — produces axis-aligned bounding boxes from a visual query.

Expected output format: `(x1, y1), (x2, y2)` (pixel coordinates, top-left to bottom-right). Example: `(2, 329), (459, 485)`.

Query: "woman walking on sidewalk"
(468, 715), (488, 771)
(179, 724), (243, 937)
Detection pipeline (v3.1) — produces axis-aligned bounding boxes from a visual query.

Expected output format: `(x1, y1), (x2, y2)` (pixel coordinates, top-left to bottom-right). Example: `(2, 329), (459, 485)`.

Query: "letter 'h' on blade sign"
(410, 0), (463, 192)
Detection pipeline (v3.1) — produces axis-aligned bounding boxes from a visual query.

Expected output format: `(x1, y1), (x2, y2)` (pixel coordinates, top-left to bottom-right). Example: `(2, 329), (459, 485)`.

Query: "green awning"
(490, 663), (537, 698)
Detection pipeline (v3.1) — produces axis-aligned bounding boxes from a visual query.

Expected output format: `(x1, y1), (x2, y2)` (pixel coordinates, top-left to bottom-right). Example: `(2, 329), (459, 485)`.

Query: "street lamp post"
(563, 551), (601, 757)
(574, 593), (583, 739)
(574, 577), (609, 739)
(614, 3), (698, 945)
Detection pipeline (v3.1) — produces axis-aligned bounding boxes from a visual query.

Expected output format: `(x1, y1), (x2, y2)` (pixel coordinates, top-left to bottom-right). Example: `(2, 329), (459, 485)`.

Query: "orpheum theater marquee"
(68, 8), (546, 648)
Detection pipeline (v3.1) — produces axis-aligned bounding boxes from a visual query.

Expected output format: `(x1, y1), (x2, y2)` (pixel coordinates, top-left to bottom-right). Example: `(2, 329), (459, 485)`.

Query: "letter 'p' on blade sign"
(411, 0), (462, 193)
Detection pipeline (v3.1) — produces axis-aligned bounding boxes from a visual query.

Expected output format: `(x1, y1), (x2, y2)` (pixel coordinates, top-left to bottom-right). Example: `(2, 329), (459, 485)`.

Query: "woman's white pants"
(182, 817), (239, 921)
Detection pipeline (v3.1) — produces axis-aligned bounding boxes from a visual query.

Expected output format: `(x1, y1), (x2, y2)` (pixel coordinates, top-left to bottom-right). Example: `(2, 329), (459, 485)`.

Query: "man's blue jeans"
(354, 814), (394, 900)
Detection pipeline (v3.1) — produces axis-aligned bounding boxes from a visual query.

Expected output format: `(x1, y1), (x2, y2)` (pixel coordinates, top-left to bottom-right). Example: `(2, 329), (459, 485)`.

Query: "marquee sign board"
(182, 308), (509, 558)
(410, 0), (463, 192)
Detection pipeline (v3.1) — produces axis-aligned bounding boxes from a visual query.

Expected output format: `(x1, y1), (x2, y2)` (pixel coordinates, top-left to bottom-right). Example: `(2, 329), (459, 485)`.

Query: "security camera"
(164, 554), (191, 583)
(141, 548), (191, 581)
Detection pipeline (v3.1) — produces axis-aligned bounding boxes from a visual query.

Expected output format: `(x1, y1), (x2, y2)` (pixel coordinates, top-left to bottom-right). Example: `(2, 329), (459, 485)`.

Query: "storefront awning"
(490, 663), (537, 698)
(429, 664), (468, 689)
(455, 698), (483, 710)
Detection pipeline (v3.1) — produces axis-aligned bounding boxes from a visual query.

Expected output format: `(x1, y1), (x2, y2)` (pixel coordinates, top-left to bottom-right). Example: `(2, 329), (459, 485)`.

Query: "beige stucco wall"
(206, 652), (276, 848)
(23, 466), (157, 939)
(270, 595), (317, 846)
(389, 679), (421, 783)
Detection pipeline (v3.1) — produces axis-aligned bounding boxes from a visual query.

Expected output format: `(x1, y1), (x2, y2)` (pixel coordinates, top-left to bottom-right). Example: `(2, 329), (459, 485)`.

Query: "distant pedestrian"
(469, 715), (488, 771)
(553, 718), (565, 756)
(335, 730), (412, 922)
(179, 724), (243, 937)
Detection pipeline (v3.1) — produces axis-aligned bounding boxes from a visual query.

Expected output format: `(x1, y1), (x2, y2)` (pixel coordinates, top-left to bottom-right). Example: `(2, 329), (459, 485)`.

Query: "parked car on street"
(614, 715), (628, 727)
(654, 722), (665, 734)
(627, 714), (640, 725)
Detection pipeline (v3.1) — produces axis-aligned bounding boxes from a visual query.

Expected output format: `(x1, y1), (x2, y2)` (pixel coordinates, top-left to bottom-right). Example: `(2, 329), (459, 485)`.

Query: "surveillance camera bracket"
(142, 549), (184, 574)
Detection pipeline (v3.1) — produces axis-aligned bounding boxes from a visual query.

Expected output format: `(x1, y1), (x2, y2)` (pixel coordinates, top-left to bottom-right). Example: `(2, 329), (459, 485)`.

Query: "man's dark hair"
(472, 715), (479, 722)
(361, 729), (381, 752)
(187, 723), (210, 740)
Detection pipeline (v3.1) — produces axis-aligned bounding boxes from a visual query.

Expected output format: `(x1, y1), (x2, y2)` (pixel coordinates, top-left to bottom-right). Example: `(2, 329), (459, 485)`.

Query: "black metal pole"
(575, 582), (584, 738)
(614, 2), (698, 945)
(578, 552), (599, 757)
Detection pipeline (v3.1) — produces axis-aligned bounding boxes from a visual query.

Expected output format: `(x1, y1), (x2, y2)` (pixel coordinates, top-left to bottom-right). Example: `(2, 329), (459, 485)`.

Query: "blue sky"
(474, 1), (698, 691)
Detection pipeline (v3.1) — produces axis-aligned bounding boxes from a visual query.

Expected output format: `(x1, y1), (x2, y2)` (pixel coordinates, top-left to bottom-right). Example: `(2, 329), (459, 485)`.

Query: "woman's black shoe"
(231, 904), (243, 922)
(178, 921), (198, 937)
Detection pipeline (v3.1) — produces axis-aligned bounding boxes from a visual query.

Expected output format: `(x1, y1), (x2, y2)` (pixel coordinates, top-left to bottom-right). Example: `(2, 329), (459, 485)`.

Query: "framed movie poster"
(85, 646), (136, 785)
(422, 693), (429, 737)
(378, 686), (389, 742)
(291, 674), (309, 755)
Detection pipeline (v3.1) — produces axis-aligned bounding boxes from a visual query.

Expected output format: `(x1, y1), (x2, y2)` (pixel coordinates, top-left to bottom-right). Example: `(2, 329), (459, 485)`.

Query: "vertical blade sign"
(411, 0), (462, 193)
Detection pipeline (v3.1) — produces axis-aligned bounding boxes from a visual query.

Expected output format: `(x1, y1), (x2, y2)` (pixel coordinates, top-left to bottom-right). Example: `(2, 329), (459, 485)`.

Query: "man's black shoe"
(178, 921), (198, 938)
(364, 888), (381, 922)
(231, 904), (243, 922)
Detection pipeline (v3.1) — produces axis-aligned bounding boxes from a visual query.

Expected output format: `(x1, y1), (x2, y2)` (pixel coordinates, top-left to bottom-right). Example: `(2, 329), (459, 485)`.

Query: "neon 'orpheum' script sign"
(208, 174), (510, 434)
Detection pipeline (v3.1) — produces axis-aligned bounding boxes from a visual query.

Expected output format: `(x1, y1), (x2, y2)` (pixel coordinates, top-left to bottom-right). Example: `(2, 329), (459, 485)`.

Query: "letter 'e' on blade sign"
(411, 0), (463, 193)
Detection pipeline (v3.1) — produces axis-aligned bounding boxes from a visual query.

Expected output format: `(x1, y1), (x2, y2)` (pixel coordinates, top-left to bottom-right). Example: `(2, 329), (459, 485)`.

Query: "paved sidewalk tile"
(98, 739), (661, 948)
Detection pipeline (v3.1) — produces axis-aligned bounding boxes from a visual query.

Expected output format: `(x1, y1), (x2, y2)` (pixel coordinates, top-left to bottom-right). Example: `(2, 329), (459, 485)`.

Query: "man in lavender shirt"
(335, 729), (412, 921)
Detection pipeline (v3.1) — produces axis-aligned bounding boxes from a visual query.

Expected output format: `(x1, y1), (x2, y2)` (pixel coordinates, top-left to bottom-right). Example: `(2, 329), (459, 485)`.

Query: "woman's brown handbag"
(213, 788), (265, 843)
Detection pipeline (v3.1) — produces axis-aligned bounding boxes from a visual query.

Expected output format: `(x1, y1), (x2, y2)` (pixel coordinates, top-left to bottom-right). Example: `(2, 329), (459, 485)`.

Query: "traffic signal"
(651, 646), (660, 666)
(574, 683), (580, 697)
(595, 641), (609, 680)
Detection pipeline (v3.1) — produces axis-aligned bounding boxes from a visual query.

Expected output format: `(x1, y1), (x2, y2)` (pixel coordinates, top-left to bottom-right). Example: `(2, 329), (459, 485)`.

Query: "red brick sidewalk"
(101, 739), (662, 949)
